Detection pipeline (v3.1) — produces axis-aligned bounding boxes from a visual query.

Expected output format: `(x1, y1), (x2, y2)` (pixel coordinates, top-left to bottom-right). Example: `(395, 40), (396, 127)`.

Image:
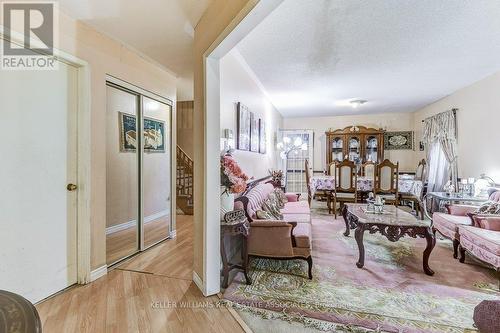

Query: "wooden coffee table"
(342, 203), (436, 276)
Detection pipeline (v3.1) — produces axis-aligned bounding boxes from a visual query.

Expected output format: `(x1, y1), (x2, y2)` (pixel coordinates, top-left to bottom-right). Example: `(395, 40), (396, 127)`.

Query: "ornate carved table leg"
(355, 225), (365, 268)
(342, 205), (352, 237)
(423, 227), (436, 276)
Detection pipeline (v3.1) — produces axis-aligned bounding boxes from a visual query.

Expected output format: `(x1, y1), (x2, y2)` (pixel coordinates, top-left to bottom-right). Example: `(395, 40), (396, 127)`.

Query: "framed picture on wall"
(259, 118), (267, 154)
(119, 112), (138, 152)
(384, 131), (414, 150)
(250, 112), (259, 152)
(119, 112), (166, 153)
(236, 102), (250, 151)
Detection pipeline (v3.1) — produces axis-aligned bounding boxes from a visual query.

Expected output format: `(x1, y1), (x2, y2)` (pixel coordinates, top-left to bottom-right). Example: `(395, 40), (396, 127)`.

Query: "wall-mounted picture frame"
(259, 118), (267, 154)
(383, 131), (414, 150)
(250, 112), (259, 153)
(119, 112), (166, 153)
(236, 102), (250, 151)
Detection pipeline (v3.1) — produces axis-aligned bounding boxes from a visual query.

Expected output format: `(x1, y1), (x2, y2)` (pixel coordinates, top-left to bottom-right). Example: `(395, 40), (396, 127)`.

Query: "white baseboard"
(106, 210), (169, 235)
(192, 271), (205, 295)
(90, 265), (107, 282)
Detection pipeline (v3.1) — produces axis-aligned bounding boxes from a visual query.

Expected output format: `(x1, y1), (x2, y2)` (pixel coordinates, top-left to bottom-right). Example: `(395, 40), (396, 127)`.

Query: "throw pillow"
(273, 188), (288, 207)
(262, 198), (283, 220)
(255, 210), (272, 220)
(475, 201), (500, 215)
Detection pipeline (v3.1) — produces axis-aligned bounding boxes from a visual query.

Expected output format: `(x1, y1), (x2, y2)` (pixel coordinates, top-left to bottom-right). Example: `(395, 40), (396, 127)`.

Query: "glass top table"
(423, 192), (488, 220)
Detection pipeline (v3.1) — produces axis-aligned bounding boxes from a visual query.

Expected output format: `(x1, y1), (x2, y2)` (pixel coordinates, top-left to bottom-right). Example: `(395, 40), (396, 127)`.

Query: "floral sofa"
(433, 190), (500, 271)
(234, 183), (313, 279)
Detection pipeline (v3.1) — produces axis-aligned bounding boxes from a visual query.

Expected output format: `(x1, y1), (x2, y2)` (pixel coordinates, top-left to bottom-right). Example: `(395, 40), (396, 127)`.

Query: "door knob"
(67, 184), (78, 191)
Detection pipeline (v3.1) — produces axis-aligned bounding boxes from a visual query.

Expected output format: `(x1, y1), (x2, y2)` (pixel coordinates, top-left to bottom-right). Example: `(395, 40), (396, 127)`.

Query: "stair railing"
(176, 146), (194, 201)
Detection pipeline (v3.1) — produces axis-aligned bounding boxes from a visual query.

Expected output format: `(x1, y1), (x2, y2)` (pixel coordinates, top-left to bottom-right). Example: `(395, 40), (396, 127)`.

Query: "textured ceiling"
(59, 0), (212, 101)
(237, 0), (500, 117)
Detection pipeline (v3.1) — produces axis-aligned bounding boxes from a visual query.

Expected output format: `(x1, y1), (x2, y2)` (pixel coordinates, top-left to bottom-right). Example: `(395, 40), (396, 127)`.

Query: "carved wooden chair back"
(335, 159), (357, 193)
(362, 161), (376, 179)
(375, 159), (399, 194)
(305, 159), (312, 204)
(415, 159), (427, 181)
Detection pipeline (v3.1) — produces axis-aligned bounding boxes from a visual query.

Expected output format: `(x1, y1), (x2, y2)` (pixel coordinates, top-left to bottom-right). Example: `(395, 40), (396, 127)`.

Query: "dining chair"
(361, 161), (376, 202)
(331, 159), (358, 218)
(399, 159), (426, 219)
(305, 159), (312, 206)
(375, 159), (399, 205)
(415, 159), (427, 181)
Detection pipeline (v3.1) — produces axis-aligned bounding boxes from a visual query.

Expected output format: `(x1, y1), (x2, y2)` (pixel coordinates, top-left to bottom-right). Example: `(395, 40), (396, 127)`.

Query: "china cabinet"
(325, 126), (385, 165)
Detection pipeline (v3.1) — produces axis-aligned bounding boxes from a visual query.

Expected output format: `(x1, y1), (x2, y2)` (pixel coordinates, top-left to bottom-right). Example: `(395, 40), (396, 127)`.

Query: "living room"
(216, 1), (500, 332)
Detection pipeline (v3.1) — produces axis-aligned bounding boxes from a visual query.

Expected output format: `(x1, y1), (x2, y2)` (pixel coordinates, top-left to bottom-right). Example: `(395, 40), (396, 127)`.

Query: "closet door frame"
(106, 75), (175, 257)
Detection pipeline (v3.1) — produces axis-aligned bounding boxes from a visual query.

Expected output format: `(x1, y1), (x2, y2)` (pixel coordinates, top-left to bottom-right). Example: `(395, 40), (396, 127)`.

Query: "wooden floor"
(36, 215), (245, 333)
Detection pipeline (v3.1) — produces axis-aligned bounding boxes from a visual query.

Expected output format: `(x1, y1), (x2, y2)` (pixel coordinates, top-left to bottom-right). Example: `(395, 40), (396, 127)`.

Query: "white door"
(0, 61), (78, 303)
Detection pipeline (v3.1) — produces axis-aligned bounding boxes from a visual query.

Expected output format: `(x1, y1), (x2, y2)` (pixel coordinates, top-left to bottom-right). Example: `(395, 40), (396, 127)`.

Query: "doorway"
(105, 77), (174, 266)
(0, 59), (79, 303)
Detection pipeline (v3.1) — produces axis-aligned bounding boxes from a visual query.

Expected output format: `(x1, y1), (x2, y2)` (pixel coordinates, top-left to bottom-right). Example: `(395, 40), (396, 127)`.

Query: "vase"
(220, 187), (234, 221)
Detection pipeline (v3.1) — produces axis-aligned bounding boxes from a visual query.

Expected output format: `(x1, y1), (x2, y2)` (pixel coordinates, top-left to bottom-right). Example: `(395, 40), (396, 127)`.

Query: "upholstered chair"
(375, 159), (399, 205)
(330, 159), (357, 218)
(433, 189), (500, 259)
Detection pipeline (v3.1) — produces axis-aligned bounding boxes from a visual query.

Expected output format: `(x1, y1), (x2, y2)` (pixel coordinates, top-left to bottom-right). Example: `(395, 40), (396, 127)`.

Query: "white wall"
(413, 71), (500, 182)
(283, 112), (416, 172)
(220, 49), (283, 178)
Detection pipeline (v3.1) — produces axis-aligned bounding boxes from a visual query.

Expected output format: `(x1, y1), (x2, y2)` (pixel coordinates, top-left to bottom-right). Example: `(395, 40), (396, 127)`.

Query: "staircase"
(176, 145), (194, 215)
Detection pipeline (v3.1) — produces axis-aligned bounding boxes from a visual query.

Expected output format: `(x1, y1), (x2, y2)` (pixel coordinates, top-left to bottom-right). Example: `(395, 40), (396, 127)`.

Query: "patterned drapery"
(423, 109), (458, 190)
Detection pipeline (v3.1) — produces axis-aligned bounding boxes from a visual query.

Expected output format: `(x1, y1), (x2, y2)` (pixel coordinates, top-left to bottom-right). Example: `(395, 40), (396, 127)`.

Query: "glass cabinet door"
(331, 136), (343, 162)
(365, 135), (378, 162)
(348, 136), (361, 162)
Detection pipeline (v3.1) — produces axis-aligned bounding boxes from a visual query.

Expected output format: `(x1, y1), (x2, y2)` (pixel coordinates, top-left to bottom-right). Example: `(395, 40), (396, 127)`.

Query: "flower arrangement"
(269, 169), (283, 184)
(221, 154), (249, 194)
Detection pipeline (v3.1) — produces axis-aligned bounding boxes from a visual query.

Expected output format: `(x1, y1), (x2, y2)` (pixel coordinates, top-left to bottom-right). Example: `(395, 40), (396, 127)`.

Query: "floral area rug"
(223, 209), (499, 333)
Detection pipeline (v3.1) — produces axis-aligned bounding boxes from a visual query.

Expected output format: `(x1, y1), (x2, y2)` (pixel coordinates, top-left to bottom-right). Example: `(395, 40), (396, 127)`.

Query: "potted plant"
(220, 153), (248, 219)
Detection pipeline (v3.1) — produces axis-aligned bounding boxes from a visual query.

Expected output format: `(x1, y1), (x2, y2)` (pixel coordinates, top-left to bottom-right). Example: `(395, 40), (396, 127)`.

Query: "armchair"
(247, 220), (313, 279)
(433, 190), (500, 259)
(432, 204), (477, 258)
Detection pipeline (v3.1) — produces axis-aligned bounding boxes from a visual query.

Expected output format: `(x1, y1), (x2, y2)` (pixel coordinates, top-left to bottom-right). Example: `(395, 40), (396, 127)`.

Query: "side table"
(221, 209), (251, 288)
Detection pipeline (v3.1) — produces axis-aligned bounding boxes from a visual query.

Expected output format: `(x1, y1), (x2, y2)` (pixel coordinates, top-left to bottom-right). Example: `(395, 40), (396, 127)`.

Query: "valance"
(422, 109), (457, 143)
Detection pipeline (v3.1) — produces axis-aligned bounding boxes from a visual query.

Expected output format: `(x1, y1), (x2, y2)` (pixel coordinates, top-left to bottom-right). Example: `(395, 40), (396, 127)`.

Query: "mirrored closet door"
(105, 77), (173, 266)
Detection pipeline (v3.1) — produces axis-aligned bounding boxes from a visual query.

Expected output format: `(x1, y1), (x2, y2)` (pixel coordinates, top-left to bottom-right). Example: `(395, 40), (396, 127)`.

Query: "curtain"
(427, 142), (450, 193)
(423, 109), (458, 191)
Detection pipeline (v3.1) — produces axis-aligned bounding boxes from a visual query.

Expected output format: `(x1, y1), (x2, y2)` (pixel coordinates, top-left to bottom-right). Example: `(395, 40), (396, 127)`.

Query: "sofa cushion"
(459, 226), (500, 256)
(293, 223), (311, 249)
(433, 212), (472, 240)
(245, 183), (275, 219)
(475, 201), (500, 215)
(280, 200), (310, 215)
(262, 197), (283, 220)
(283, 213), (310, 224)
(475, 215), (500, 231)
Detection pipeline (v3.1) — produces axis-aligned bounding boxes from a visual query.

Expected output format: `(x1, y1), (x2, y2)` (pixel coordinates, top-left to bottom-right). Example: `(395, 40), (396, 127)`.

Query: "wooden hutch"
(325, 126), (385, 165)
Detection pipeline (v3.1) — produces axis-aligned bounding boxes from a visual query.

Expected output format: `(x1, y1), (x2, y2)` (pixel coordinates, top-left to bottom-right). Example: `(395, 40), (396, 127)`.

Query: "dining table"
(309, 174), (423, 198)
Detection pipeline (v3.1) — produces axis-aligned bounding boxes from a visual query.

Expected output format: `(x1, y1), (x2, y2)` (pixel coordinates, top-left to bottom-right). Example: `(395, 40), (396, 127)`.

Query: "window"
(278, 129), (314, 193)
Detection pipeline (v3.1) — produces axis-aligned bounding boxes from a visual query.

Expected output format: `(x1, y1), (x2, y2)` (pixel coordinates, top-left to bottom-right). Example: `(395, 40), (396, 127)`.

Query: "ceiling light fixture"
(350, 100), (367, 108)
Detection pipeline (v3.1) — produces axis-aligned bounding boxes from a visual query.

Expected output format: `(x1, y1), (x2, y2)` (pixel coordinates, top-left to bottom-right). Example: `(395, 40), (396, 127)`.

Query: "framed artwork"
(236, 102), (250, 151)
(250, 112), (259, 152)
(119, 112), (166, 153)
(119, 112), (138, 152)
(384, 131), (414, 150)
(259, 118), (267, 154)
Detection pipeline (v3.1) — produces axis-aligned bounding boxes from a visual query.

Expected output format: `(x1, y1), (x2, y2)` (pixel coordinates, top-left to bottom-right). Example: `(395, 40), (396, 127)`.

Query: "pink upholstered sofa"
(432, 190), (500, 259)
(234, 183), (313, 279)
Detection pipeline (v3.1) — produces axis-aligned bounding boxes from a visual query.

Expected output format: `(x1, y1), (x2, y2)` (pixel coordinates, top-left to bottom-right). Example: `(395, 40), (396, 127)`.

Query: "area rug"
(223, 208), (499, 333)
